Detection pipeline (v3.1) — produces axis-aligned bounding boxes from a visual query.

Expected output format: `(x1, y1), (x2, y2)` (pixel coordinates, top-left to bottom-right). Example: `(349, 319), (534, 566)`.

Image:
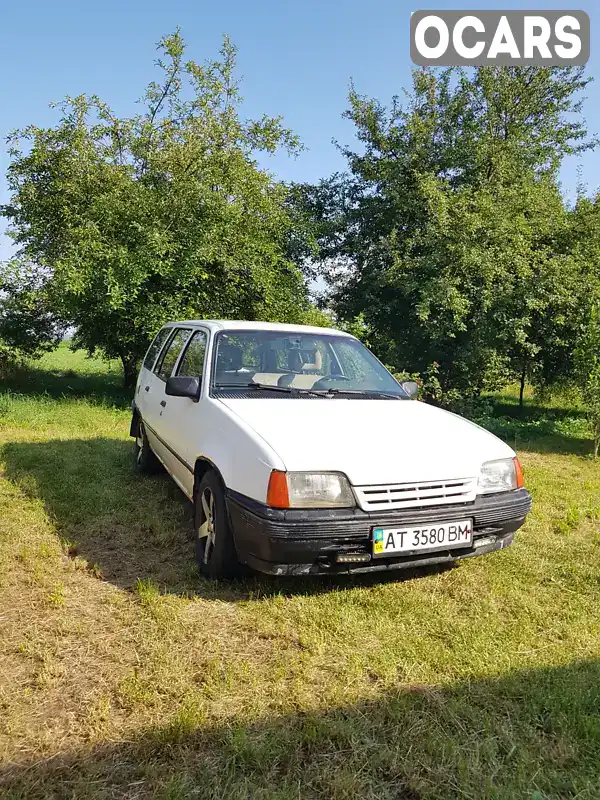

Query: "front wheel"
(194, 472), (240, 579)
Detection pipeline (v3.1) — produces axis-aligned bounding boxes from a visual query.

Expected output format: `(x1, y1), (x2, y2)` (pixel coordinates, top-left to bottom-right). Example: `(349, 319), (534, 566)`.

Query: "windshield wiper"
(322, 388), (405, 399)
(248, 382), (326, 398)
(215, 383), (404, 400)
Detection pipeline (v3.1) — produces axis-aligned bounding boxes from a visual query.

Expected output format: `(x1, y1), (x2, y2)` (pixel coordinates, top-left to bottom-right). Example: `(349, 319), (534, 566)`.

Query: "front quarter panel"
(199, 398), (285, 503)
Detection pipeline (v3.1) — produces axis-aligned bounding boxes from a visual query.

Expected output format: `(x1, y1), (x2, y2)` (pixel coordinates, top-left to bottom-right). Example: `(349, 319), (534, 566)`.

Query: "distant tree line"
(1, 32), (600, 449)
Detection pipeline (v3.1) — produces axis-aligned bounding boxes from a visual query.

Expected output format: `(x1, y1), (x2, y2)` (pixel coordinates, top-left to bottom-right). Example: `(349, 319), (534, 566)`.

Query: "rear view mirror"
(400, 380), (419, 400)
(165, 375), (201, 401)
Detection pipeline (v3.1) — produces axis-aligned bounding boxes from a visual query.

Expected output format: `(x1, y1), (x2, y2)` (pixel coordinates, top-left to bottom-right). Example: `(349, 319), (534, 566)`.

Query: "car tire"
(194, 471), (240, 579)
(134, 419), (161, 474)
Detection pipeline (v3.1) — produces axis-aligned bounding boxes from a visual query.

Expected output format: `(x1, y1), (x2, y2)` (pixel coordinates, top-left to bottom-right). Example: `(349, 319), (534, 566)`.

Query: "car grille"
(353, 478), (478, 512)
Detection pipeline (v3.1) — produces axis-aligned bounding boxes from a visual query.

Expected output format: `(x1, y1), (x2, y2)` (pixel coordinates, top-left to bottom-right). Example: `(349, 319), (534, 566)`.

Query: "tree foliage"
(574, 304), (600, 458)
(295, 67), (595, 403)
(3, 52), (600, 409)
(2, 32), (312, 385)
(0, 260), (64, 376)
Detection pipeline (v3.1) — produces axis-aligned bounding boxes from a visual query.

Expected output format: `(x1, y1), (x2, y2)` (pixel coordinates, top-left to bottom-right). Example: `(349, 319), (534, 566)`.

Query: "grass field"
(1, 344), (599, 799)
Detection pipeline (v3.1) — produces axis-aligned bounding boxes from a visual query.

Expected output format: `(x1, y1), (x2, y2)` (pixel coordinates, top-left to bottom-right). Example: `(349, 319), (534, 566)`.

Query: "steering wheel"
(311, 374), (351, 390)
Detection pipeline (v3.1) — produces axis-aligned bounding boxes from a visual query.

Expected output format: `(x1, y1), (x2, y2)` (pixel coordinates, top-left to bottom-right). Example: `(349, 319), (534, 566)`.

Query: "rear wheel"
(134, 419), (160, 474)
(194, 471), (240, 579)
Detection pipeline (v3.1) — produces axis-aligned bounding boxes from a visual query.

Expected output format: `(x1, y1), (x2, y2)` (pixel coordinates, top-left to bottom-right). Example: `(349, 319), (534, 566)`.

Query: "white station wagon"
(131, 320), (532, 579)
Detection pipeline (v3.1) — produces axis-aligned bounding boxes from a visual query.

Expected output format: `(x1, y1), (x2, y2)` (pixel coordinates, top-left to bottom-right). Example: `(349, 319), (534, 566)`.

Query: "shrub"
(575, 304), (600, 458)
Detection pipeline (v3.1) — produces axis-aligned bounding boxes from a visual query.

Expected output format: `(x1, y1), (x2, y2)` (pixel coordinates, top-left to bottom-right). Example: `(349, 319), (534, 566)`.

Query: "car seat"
(277, 350), (323, 389)
(215, 344), (253, 385)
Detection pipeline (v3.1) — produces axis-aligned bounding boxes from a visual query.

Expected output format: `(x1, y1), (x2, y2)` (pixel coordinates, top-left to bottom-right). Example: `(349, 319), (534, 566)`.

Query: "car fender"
(193, 398), (286, 504)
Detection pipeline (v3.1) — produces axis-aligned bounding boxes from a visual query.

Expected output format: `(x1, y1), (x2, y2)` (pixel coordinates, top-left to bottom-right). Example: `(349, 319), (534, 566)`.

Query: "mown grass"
(0, 344), (599, 799)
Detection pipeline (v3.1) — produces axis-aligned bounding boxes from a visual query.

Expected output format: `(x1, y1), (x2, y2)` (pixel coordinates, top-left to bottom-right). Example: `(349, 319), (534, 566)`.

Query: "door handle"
(160, 400), (167, 408)
(144, 386), (150, 392)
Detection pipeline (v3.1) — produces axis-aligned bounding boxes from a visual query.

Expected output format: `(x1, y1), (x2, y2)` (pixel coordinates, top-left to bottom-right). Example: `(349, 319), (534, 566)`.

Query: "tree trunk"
(519, 364), (527, 408)
(121, 355), (139, 390)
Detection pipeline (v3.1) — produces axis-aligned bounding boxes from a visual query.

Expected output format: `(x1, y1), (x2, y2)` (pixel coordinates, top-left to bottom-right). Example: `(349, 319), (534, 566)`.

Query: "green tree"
(0, 260), (64, 376)
(2, 32), (311, 386)
(296, 67), (594, 403)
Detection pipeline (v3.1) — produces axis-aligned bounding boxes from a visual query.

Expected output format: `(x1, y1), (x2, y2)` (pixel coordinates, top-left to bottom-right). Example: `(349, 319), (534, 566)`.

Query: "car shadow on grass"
(1, 437), (447, 602)
(1, 658), (599, 799)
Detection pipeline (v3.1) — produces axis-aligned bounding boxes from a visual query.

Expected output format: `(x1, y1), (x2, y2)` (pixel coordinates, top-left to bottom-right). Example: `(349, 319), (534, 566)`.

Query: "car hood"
(219, 397), (514, 485)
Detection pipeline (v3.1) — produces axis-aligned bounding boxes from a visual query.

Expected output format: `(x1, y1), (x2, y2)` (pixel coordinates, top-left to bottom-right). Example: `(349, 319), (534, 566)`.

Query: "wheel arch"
(130, 406), (140, 438)
(193, 457), (226, 500)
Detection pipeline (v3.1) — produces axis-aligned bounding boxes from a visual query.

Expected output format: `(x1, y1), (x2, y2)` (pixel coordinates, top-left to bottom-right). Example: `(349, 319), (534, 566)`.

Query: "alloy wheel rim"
(198, 487), (215, 564)
(136, 424), (145, 465)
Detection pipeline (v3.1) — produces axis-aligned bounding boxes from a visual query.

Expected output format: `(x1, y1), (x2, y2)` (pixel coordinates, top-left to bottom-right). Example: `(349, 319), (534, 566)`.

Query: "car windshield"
(211, 330), (408, 397)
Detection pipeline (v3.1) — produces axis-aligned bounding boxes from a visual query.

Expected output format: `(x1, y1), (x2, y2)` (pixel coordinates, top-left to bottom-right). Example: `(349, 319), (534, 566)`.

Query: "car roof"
(166, 319), (354, 337)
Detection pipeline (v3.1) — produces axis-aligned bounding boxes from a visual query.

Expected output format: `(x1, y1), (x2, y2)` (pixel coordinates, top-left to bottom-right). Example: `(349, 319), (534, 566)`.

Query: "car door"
(143, 327), (193, 476)
(135, 326), (172, 421)
(158, 328), (209, 498)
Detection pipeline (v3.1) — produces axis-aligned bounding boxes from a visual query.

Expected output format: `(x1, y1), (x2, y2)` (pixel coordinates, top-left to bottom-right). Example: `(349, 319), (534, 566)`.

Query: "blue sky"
(1, 0), (599, 259)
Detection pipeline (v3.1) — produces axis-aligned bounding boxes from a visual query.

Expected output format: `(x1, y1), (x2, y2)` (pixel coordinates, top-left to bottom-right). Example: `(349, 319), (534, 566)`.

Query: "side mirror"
(165, 375), (201, 401)
(400, 380), (419, 400)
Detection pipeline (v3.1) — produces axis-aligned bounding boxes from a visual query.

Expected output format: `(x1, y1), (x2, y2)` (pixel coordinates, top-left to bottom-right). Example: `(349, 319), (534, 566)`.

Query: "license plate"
(372, 519), (473, 557)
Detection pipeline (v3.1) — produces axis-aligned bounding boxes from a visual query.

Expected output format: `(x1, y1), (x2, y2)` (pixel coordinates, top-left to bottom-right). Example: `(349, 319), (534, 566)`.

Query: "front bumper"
(227, 488), (533, 576)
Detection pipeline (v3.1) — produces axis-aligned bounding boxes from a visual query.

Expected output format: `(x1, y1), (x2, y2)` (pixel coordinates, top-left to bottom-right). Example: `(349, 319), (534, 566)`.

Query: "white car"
(131, 320), (532, 579)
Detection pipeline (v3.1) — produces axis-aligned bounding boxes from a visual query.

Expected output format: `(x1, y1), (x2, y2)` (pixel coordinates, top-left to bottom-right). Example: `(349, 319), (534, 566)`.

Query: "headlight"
(267, 470), (356, 508)
(478, 457), (523, 494)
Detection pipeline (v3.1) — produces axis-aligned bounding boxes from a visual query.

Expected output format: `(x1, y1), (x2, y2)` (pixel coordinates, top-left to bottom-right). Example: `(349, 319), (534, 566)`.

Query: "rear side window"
(177, 331), (207, 378)
(154, 329), (192, 382)
(143, 327), (171, 371)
